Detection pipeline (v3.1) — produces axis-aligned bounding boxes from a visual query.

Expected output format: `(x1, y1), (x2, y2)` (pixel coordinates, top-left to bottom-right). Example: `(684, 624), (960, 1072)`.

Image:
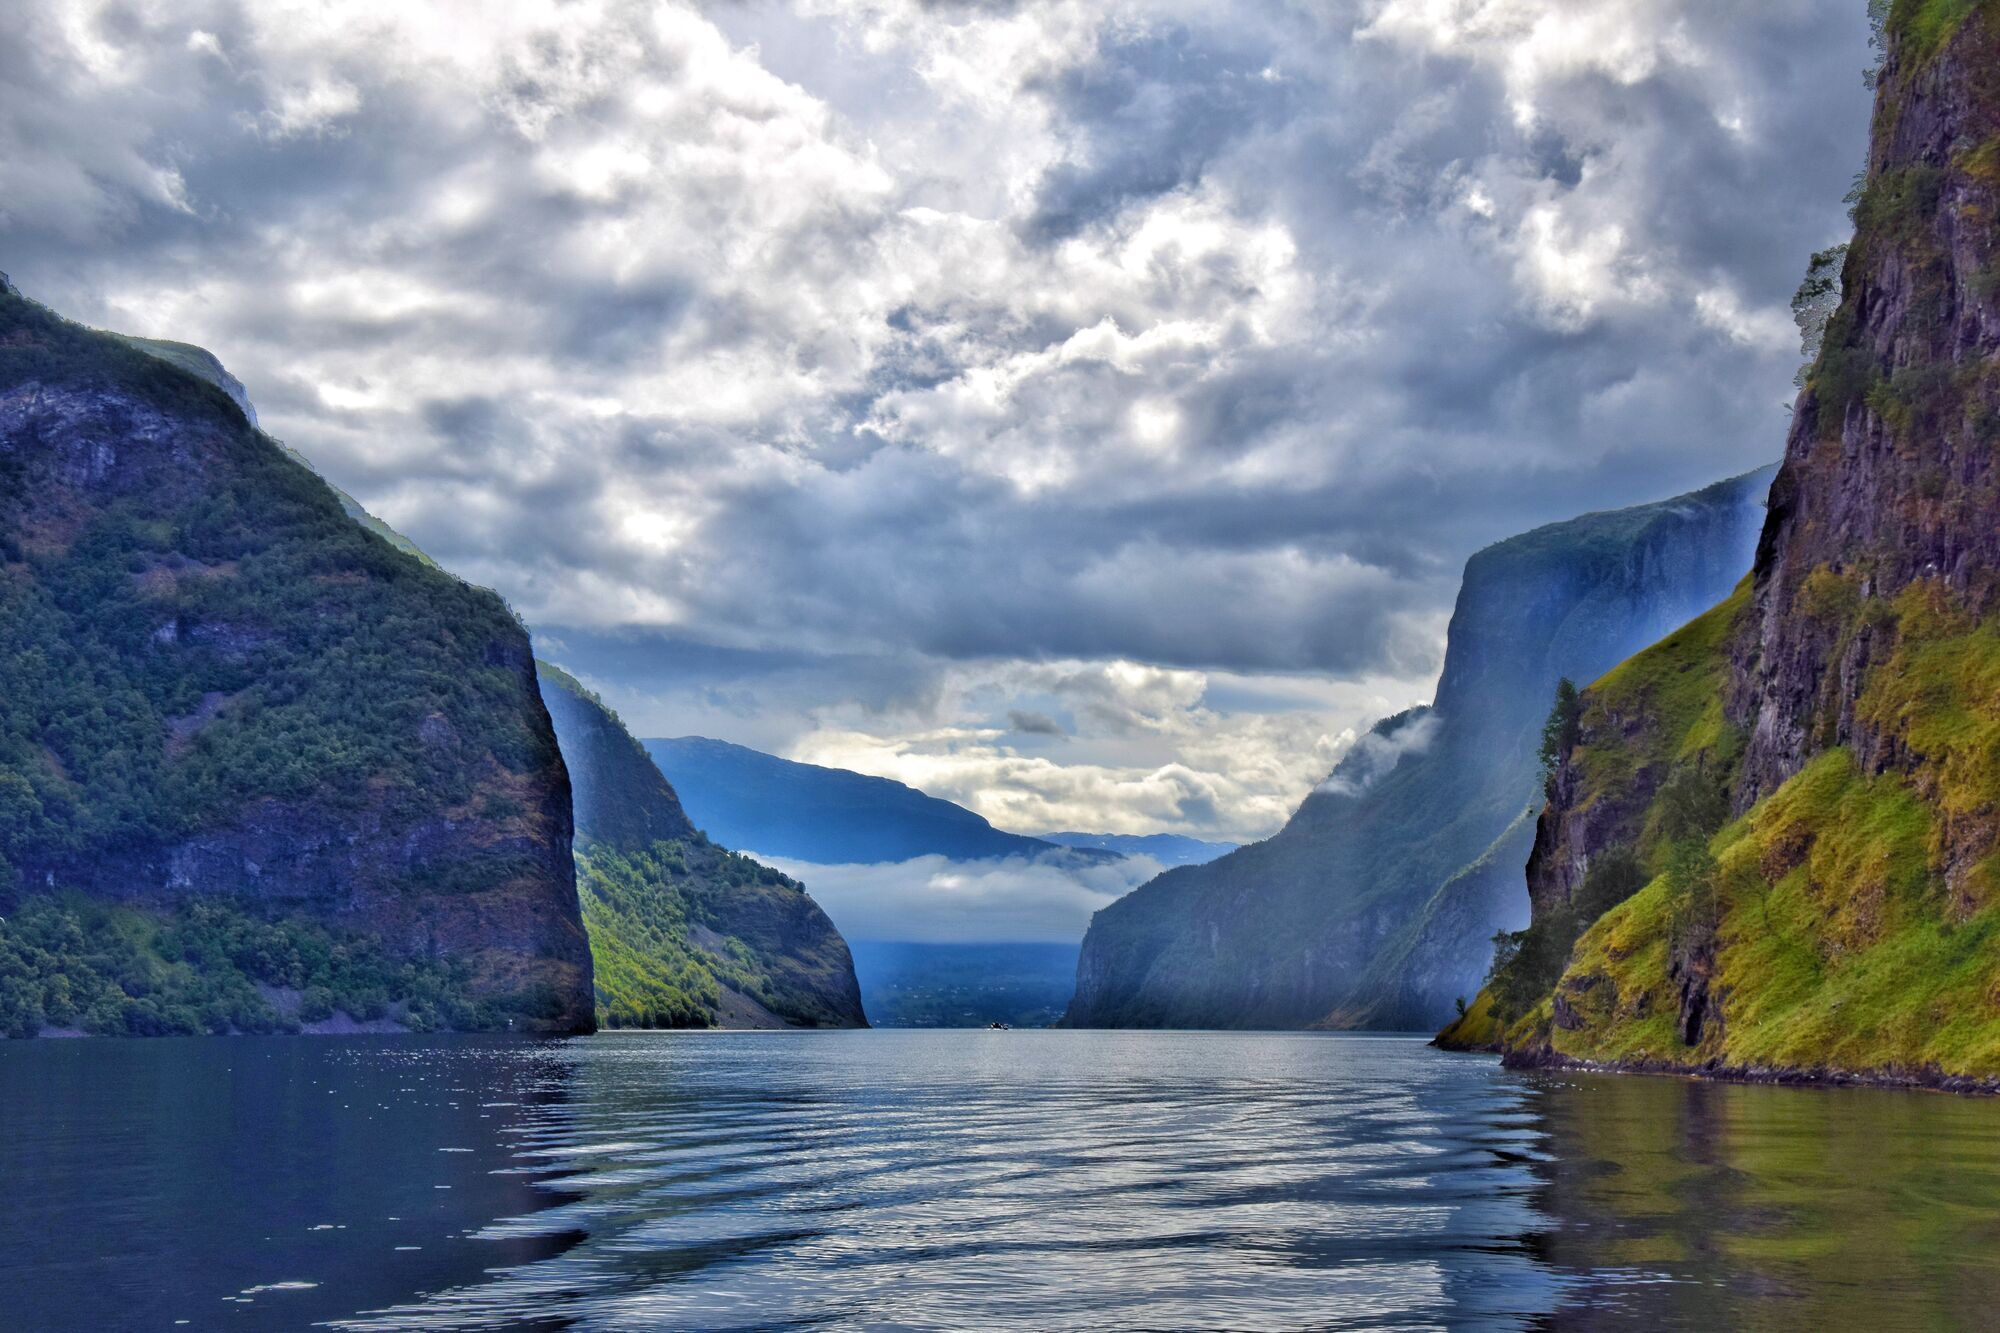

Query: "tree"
(1573, 845), (1648, 924)
(1665, 835), (1722, 956)
(1538, 678), (1582, 781)
(0, 771), (44, 850)
(1656, 762), (1729, 844)
(1791, 244), (1848, 388)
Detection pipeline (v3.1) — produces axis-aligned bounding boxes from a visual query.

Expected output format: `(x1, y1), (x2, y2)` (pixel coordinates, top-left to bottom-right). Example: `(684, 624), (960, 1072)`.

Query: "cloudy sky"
(4, 0), (1872, 844)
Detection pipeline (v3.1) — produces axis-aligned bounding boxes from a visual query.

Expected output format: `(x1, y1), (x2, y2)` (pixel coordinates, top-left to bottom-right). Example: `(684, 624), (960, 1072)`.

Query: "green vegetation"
(1476, 580), (2000, 1077)
(0, 283), (587, 1033)
(1434, 986), (1505, 1049)
(1537, 678), (1580, 781)
(537, 664), (864, 1030)
(1572, 580), (1750, 831)
(0, 893), (501, 1038)
(0, 285), (556, 890)
(1886, 0), (1981, 63)
(1550, 745), (2000, 1075)
(1485, 846), (1649, 1024)
(581, 843), (722, 1027)
(580, 837), (858, 1029)
(1790, 244), (1847, 388)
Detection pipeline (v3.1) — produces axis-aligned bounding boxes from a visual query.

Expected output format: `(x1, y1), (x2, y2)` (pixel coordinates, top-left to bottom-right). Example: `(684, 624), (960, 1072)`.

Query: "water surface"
(5, 1031), (1999, 1328)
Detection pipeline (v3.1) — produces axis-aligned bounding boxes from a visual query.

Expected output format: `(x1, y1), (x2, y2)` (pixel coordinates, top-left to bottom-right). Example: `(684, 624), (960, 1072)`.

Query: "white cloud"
(1, 0), (1869, 838)
(761, 851), (1162, 944)
(1315, 710), (1440, 798)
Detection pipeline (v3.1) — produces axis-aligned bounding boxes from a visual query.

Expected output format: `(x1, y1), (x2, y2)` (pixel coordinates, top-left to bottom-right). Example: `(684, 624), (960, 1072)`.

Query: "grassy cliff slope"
(1449, 0), (2000, 1087)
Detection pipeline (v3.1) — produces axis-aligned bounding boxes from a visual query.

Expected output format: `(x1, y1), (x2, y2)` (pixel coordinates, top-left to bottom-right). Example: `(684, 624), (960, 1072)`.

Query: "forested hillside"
(0, 281), (594, 1035)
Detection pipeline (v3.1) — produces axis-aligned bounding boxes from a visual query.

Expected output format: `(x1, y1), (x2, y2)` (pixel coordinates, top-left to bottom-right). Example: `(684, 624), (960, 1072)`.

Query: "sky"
(3, 0), (1874, 845)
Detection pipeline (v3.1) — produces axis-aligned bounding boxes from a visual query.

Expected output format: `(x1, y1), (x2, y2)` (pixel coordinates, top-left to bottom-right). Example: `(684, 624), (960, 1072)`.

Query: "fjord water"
(6, 1034), (2000, 1329)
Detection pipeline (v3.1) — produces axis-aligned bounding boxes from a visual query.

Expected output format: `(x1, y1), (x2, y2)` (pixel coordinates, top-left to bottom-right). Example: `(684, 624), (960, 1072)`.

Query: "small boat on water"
(987, 1022), (1010, 1030)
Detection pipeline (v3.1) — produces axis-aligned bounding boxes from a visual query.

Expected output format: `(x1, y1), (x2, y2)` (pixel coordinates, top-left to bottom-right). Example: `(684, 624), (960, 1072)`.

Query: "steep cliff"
(1064, 469), (1772, 1030)
(540, 665), (866, 1028)
(1453, 0), (2000, 1085)
(0, 284), (594, 1035)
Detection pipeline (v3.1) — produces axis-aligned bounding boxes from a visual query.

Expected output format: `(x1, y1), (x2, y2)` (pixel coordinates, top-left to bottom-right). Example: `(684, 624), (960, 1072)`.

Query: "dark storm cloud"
(1022, 27), (1296, 242)
(1008, 710), (1065, 736)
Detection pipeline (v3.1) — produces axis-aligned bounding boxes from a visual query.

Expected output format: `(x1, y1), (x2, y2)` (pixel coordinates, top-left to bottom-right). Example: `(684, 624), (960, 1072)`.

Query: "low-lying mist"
(755, 851), (1166, 945)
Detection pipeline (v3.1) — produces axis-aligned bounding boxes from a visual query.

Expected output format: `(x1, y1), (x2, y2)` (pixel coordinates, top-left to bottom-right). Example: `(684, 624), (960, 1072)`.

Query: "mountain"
(1064, 467), (1775, 1031)
(848, 941), (1078, 1028)
(644, 736), (1098, 864)
(99, 326), (862, 1032)
(0, 279), (593, 1036)
(1039, 832), (1236, 866)
(1443, 1), (2000, 1088)
(539, 668), (865, 1029)
(109, 333), (439, 568)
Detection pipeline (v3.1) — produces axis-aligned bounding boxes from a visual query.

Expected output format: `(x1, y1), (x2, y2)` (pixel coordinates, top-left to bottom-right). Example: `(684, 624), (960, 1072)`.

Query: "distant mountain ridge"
(1065, 467), (1776, 1032)
(1040, 832), (1236, 866)
(645, 736), (1108, 865)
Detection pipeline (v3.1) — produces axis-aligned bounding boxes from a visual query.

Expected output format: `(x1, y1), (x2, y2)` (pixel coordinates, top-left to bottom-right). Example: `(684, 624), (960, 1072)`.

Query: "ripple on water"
(16, 1029), (2000, 1330)
(334, 1033), (1558, 1330)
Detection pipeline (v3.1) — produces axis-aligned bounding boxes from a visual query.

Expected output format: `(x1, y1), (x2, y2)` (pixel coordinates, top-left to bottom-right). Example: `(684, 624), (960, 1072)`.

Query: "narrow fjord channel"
(7, 1031), (2000, 1329)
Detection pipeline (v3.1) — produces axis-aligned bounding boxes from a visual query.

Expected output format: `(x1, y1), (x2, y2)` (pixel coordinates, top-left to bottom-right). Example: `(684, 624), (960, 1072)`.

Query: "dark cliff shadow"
(0, 1035), (586, 1329)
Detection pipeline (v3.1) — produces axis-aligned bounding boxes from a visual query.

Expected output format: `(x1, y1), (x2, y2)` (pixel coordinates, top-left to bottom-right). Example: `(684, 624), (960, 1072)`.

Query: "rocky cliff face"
(1733, 5), (2000, 806)
(1063, 469), (1772, 1031)
(540, 665), (866, 1029)
(1463, 2), (2000, 1084)
(0, 286), (594, 1033)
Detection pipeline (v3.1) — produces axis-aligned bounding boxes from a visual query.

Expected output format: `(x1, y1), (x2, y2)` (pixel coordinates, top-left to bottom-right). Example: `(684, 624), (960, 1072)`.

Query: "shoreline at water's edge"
(1460, 1043), (2000, 1097)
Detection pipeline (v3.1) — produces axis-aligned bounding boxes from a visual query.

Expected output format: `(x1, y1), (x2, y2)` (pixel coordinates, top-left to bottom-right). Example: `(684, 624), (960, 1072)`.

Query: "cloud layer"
(760, 851), (1162, 945)
(2, 0), (1872, 841)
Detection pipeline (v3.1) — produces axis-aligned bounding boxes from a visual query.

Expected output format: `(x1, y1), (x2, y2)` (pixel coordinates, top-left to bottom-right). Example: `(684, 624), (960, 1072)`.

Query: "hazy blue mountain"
(644, 736), (1096, 864)
(1039, 832), (1236, 866)
(847, 941), (1079, 1028)
(1065, 467), (1776, 1032)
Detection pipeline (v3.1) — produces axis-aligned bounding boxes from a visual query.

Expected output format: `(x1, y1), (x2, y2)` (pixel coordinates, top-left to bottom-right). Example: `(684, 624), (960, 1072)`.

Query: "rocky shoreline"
(1434, 1034), (2000, 1097)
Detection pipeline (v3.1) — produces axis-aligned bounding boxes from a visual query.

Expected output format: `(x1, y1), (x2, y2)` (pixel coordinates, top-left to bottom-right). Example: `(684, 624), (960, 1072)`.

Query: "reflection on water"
(1529, 1071), (2000, 1326)
(5, 1031), (2000, 1328)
